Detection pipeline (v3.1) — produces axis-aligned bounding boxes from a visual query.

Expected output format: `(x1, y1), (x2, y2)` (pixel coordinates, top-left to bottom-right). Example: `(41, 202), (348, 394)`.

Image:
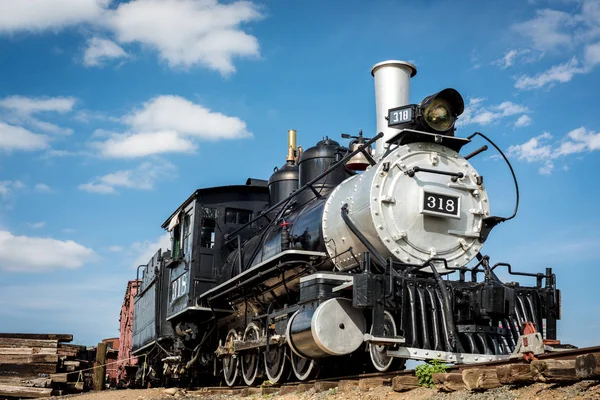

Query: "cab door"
(196, 206), (218, 294)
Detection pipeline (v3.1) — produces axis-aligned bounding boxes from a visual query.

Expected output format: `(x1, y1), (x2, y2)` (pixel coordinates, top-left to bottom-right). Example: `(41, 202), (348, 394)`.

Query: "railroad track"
(180, 345), (600, 396)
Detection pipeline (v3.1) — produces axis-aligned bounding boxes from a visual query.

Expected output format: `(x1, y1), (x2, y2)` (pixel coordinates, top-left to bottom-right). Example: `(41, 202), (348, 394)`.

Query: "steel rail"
(187, 345), (600, 391)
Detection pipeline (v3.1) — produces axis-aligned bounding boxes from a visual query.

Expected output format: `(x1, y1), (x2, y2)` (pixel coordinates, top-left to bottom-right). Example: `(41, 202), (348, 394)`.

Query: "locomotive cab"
(160, 182), (270, 325)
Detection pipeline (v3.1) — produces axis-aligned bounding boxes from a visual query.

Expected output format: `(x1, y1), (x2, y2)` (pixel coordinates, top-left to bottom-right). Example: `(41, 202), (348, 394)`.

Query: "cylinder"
(286, 298), (366, 358)
(371, 60), (417, 159)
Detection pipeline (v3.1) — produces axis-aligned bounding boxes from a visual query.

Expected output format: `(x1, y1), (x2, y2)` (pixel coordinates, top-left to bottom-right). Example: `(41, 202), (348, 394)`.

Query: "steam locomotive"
(126, 60), (561, 387)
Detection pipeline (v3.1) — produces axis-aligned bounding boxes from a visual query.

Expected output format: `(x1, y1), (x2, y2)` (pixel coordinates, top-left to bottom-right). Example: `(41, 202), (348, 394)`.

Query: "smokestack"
(371, 60), (417, 159)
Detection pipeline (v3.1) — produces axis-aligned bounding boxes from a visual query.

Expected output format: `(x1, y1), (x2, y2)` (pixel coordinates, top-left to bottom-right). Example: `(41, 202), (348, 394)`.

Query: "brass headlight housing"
(423, 98), (454, 132)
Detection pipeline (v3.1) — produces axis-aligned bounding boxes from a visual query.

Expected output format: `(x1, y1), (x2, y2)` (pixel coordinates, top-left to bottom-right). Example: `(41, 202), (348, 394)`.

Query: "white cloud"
(0, 96), (76, 115)
(457, 98), (530, 128)
(34, 183), (53, 193)
(557, 127), (600, 155)
(83, 37), (128, 67)
(494, 49), (531, 69)
(108, 0), (263, 75)
(539, 160), (554, 175)
(515, 115), (532, 128)
(79, 160), (176, 194)
(584, 41), (600, 66)
(62, 228), (76, 234)
(92, 130), (196, 158)
(512, 9), (576, 52)
(43, 149), (81, 158)
(0, 122), (49, 151)
(0, 0), (107, 33)
(91, 95), (251, 158)
(0, 0), (264, 76)
(507, 132), (553, 162)
(510, 1), (600, 90)
(0, 95), (77, 138)
(108, 245), (123, 252)
(124, 95), (251, 140)
(27, 222), (46, 229)
(0, 180), (26, 198)
(27, 118), (73, 135)
(78, 182), (116, 194)
(515, 57), (587, 90)
(0, 230), (95, 272)
(508, 127), (600, 174)
(130, 233), (170, 268)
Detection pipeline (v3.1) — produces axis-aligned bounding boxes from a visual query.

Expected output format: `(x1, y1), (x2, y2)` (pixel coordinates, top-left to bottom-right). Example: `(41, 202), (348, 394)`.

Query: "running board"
(387, 346), (510, 364)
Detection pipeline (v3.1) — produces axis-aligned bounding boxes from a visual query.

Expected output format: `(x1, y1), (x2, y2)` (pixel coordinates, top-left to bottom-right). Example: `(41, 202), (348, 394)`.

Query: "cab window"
(172, 225), (181, 259)
(182, 213), (192, 257)
(200, 218), (216, 249)
(225, 208), (253, 225)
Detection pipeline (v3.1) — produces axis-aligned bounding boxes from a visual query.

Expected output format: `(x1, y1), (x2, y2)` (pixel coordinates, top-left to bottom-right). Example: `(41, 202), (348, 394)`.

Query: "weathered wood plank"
(260, 387), (279, 395)
(0, 338), (58, 349)
(392, 375), (420, 392)
(0, 384), (52, 398)
(0, 347), (57, 355)
(296, 383), (313, 393)
(0, 376), (50, 387)
(278, 385), (298, 395)
(93, 342), (107, 391)
(314, 381), (338, 392)
(462, 368), (501, 391)
(358, 377), (389, 391)
(496, 364), (535, 385)
(338, 380), (359, 392)
(0, 334), (72, 342)
(530, 359), (579, 383)
(0, 354), (59, 364)
(0, 363), (56, 374)
(432, 372), (465, 392)
(65, 381), (84, 393)
(575, 353), (598, 379)
(57, 344), (85, 358)
(50, 373), (69, 383)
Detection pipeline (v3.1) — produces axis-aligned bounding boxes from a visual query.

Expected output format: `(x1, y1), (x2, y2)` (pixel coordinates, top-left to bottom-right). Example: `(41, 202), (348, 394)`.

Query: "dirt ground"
(52, 380), (600, 400)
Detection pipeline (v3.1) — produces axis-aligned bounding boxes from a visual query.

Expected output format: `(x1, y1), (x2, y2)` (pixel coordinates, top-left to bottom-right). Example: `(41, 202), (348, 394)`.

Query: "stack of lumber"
(51, 342), (92, 395)
(0, 333), (89, 398)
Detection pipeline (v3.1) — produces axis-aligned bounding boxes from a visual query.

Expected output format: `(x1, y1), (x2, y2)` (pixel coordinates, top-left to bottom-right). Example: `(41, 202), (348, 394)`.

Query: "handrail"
(224, 132), (384, 241)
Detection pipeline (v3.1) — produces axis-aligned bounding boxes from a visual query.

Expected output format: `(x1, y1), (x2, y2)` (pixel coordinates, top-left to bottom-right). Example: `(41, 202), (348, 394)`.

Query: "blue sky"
(0, 0), (599, 348)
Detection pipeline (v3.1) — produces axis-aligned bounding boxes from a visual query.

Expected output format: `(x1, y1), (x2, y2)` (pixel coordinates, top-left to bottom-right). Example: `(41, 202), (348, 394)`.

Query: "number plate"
(170, 272), (188, 302)
(421, 191), (460, 219)
(388, 105), (414, 127)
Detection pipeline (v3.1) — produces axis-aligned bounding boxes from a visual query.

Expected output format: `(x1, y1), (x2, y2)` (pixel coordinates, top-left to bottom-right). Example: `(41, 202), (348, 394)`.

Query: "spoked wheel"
(222, 329), (240, 387)
(264, 344), (289, 384)
(291, 352), (317, 381)
(241, 323), (261, 386)
(369, 311), (404, 372)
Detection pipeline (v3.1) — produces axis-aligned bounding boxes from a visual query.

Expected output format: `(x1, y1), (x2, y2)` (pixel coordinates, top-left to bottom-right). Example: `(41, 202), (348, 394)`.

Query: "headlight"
(387, 88), (464, 135)
(423, 98), (454, 132)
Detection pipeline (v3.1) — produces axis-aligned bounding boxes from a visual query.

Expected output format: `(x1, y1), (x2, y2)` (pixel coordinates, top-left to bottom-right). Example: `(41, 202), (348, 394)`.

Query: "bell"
(346, 142), (371, 171)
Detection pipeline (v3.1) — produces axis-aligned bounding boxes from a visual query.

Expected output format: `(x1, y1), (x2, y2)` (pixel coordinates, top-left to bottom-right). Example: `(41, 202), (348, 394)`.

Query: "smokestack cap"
(371, 60), (417, 77)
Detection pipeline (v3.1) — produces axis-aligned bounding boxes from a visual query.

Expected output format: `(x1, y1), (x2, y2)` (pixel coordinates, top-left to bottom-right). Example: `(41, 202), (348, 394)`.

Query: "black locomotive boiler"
(128, 60), (561, 387)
